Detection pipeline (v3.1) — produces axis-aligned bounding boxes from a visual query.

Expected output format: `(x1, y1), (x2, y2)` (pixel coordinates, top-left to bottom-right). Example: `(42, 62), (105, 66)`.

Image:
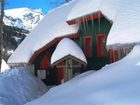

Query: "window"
(37, 70), (46, 79)
(84, 36), (93, 57)
(97, 34), (107, 57)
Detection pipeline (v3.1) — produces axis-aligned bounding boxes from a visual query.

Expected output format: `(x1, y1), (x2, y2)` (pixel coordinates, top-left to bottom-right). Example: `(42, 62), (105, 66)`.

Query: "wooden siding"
(79, 17), (112, 70)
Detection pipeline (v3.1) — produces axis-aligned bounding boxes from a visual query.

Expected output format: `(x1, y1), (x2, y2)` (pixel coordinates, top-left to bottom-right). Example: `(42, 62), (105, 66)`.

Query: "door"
(84, 36), (92, 57)
(64, 59), (73, 82)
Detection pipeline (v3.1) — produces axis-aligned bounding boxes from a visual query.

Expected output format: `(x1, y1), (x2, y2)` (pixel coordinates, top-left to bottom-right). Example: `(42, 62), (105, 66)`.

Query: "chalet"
(8, 0), (140, 85)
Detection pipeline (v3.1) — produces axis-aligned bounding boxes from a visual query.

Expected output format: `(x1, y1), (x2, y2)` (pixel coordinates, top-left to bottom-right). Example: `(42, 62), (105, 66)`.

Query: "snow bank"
(26, 45), (140, 105)
(8, 1), (78, 64)
(68, 0), (140, 48)
(51, 38), (87, 64)
(0, 67), (47, 105)
(1, 59), (10, 72)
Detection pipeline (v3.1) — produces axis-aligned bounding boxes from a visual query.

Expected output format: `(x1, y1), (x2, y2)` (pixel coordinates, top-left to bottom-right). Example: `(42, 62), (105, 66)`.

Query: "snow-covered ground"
(0, 67), (47, 105)
(26, 45), (140, 105)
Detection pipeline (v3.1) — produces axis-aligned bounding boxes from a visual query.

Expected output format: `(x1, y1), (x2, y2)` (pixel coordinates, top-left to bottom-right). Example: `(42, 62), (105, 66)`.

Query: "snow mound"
(51, 38), (87, 64)
(0, 67), (47, 105)
(1, 59), (10, 72)
(26, 45), (140, 105)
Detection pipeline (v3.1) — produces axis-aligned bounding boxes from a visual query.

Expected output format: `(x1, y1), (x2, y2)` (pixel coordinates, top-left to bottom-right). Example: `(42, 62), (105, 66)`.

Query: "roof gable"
(51, 38), (87, 65)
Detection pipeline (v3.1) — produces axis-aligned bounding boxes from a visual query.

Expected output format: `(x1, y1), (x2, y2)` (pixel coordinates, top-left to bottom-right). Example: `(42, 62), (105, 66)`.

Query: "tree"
(0, 0), (5, 71)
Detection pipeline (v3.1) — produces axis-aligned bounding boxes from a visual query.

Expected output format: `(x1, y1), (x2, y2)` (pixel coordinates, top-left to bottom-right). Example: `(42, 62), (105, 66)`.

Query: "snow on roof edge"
(51, 54), (87, 66)
(106, 42), (136, 50)
(51, 38), (87, 65)
(67, 10), (113, 24)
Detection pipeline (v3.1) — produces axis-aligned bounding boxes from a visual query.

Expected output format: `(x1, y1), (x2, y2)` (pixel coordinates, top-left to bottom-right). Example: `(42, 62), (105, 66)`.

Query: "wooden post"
(0, 0), (5, 71)
(64, 58), (73, 82)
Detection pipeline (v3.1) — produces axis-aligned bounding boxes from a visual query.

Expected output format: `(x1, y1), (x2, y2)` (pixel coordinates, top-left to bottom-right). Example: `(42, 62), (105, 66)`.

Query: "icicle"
(91, 14), (94, 30)
(82, 17), (87, 34)
(98, 13), (101, 34)
(85, 16), (88, 30)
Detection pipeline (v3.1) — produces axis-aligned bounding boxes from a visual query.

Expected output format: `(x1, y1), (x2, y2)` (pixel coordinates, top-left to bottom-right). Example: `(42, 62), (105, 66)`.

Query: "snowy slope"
(67, 0), (140, 48)
(4, 8), (44, 31)
(26, 45), (140, 105)
(51, 38), (87, 64)
(8, 1), (79, 64)
(0, 67), (47, 105)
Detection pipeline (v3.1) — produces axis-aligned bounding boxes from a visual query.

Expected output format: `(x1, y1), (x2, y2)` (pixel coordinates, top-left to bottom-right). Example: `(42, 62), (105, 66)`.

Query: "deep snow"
(26, 45), (140, 105)
(0, 67), (47, 105)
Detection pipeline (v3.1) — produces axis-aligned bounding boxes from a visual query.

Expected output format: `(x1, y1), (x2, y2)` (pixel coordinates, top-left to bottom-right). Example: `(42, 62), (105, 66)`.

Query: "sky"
(4, 0), (67, 14)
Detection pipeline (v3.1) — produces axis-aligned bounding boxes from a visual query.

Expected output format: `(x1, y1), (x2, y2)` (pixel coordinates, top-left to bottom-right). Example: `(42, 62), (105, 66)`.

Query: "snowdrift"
(26, 45), (140, 105)
(0, 67), (47, 105)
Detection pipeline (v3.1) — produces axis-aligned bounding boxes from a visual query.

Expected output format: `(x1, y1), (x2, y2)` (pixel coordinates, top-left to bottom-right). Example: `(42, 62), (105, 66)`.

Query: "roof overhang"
(51, 54), (87, 67)
(67, 12), (104, 25)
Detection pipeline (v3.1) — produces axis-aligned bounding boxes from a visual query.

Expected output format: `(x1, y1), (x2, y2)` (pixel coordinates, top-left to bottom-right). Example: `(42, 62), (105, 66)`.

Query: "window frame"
(84, 35), (93, 57)
(96, 34), (107, 57)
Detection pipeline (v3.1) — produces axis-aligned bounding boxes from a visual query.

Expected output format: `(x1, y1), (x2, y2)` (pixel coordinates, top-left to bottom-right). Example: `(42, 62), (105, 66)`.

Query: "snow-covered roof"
(67, 0), (140, 48)
(8, 0), (79, 64)
(51, 38), (87, 65)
